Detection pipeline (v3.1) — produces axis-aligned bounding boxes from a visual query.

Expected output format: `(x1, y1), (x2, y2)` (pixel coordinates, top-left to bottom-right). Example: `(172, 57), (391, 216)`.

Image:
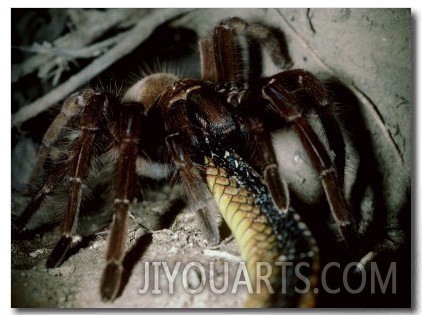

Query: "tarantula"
(14, 17), (359, 306)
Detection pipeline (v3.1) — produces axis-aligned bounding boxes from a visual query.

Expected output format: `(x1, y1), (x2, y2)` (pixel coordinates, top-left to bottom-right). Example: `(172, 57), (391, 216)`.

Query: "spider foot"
(46, 235), (73, 268)
(194, 204), (221, 245)
(100, 262), (123, 302)
(338, 221), (359, 248)
(355, 228), (407, 276)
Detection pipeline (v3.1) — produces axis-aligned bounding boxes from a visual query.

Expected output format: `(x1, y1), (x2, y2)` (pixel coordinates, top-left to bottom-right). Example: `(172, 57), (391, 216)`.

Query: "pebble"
(48, 265), (75, 277)
(29, 249), (45, 258)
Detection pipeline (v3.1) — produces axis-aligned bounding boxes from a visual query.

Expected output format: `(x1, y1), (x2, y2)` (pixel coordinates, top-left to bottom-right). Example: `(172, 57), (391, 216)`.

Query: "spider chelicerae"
(13, 16), (388, 306)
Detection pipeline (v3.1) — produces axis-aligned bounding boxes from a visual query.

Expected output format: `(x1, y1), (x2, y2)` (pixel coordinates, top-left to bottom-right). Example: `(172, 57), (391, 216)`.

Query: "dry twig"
(12, 8), (193, 128)
(12, 9), (148, 83)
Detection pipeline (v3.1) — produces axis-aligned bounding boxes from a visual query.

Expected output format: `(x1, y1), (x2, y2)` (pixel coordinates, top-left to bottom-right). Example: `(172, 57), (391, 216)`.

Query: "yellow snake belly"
(204, 150), (319, 308)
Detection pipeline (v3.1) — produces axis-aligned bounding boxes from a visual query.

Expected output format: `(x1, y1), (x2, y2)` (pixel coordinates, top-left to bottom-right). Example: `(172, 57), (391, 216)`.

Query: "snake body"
(204, 148), (319, 307)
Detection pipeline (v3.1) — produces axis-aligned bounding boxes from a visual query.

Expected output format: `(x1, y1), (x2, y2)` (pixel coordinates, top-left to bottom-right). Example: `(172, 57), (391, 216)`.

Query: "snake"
(204, 148), (319, 307)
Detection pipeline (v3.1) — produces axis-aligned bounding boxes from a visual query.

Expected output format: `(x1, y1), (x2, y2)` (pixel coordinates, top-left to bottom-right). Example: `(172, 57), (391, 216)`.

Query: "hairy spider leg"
(270, 69), (347, 187)
(202, 17), (291, 83)
(165, 131), (221, 244)
(262, 71), (354, 242)
(13, 91), (92, 232)
(13, 163), (67, 233)
(200, 17), (291, 213)
(100, 102), (143, 301)
(199, 38), (218, 82)
(154, 79), (240, 245)
(160, 81), (226, 245)
(29, 91), (93, 182)
(13, 90), (97, 233)
(237, 114), (291, 211)
(46, 92), (111, 268)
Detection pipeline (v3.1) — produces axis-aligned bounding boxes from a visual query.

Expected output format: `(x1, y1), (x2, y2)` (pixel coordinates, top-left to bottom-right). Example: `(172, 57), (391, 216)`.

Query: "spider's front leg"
(201, 18), (291, 213)
(12, 90), (93, 233)
(154, 79), (237, 245)
(46, 91), (113, 268)
(14, 89), (117, 268)
(164, 132), (221, 244)
(261, 70), (355, 242)
(100, 102), (143, 301)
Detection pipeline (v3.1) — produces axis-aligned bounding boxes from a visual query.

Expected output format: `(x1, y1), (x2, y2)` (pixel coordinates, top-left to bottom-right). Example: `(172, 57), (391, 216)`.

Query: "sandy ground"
(11, 9), (411, 309)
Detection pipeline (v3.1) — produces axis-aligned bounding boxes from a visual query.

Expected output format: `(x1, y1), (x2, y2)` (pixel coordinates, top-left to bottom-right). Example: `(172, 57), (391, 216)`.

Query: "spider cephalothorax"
(14, 17), (375, 307)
